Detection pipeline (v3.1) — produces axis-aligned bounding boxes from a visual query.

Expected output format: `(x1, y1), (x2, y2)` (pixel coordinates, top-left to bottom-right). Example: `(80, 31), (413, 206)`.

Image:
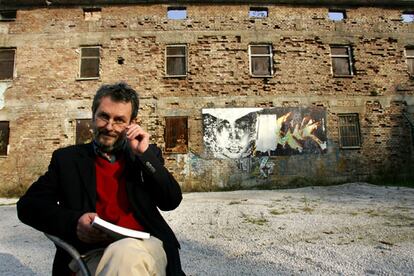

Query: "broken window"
(402, 12), (414, 23)
(406, 48), (414, 76)
(0, 121), (10, 156)
(167, 7), (187, 20)
(249, 7), (268, 18)
(328, 10), (346, 21)
(0, 48), (15, 80)
(330, 46), (353, 76)
(249, 45), (273, 77)
(338, 114), (361, 148)
(165, 117), (188, 153)
(79, 46), (100, 79)
(0, 10), (16, 21)
(166, 45), (187, 77)
(83, 8), (102, 21)
(76, 119), (93, 144)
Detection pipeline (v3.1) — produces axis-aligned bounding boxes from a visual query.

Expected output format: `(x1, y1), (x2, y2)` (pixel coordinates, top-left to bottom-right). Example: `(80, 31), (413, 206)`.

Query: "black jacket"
(17, 143), (184, 275)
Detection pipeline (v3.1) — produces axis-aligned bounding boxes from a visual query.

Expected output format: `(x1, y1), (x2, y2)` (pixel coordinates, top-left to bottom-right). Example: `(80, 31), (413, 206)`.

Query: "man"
(17, 82), (184, 275)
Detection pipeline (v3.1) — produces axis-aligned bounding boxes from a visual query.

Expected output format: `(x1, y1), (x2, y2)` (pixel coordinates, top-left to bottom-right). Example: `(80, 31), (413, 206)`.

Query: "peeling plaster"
(0, 83), (12, 110)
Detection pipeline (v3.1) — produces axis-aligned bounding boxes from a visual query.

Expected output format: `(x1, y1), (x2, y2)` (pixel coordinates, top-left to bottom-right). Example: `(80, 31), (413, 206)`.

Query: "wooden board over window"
(76, 119), (93, 144)
(0, 121), (10, 156)
(338, 113), (361, 148)
(165, 117), (188, 153)
(0, 49), (15, 80)
(79, 47), (100, 79)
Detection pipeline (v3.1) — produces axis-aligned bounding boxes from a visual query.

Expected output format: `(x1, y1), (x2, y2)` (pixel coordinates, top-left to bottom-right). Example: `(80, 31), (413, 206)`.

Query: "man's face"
(92, 96), (132, 153)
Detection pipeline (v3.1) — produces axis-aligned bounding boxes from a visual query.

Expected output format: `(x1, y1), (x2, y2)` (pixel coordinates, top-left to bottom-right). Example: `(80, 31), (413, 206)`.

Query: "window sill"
(76, 77), (100, 81)
(333, 75), (354, 78)
(251, 75), (273, 78)
(340, 146), (361, 150)
(164, 75), (187, 78)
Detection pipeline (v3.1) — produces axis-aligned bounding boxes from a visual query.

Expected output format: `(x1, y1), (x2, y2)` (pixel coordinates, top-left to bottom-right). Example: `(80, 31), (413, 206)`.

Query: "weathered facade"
(0, 0), (413, 194)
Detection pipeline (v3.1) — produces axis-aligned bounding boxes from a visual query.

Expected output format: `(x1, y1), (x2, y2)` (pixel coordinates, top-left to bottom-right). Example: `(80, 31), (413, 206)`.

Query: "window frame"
(330, 45), (354, 77)
(165, 44), (188, 78)
(249, 44), (273, 78)
(0, 48), (16, 81)
(405, 47), (414, 76)
(164, 116), (189, 154)
(78, 46), (101, 80)
(0, 121), (10, 156)
(338, 113), (361, 149)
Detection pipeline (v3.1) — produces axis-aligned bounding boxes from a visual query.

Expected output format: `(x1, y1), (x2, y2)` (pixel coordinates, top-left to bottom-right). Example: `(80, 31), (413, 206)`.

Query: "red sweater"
(95, 155), (144, 231)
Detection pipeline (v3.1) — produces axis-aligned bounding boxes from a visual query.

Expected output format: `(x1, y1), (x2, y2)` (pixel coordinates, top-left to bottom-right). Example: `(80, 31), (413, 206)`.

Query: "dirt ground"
(1, 183), (413, 275)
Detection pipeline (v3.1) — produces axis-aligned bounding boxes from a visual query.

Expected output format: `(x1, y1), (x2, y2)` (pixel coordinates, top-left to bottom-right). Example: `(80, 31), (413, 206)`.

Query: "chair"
(44, 233), (91, 276)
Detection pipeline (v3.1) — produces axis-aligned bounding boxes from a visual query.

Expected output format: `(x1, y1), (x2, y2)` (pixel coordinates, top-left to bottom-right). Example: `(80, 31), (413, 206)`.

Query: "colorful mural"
(202, 107), (327, 159)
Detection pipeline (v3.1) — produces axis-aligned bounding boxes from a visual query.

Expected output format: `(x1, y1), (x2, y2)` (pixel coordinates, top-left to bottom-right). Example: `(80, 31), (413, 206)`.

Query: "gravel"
(1, 183), (413, 275)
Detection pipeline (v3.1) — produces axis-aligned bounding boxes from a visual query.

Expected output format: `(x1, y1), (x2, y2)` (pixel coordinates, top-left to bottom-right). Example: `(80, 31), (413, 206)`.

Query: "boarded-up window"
(83, 8), (102, 21)
(249, 7), (268, 18)
(0, 121), (10, 156)
(0, 49), (15, 80)
(249, 45), (273, 77)
(79, 46), (100, 79)
(0, 10), (16, 21)
(338, 114), (361, 148)
(166, 45), (187, 77)
(331, 46), (353, 76)
(165, 117), (188, 153)
(406, 48), (414, 76)
(76, 119), (93, 144)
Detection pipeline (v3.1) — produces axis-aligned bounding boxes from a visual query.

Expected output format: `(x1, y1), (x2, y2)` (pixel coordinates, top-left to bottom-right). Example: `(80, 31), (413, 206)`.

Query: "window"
(328, 10), (346, 21)
(83, 8), (101, 21)
(330, 46), (353, 76)
(338, 114), (361, 148)
(249, 45), (273, 77)
(167, 7), (187, 20)
(0, 10), (16, 21)
(406, 48), (414, 76)
(0, 48), (15, 80)
(165, 117), (188, 153)
(79, 46), (100, 79)
(402, 12), (414, 23)
(75, 119), (93, 144)
(0, 121), (10, 156)
(249, 7), (268, 18)
(165, 45), (187, 77)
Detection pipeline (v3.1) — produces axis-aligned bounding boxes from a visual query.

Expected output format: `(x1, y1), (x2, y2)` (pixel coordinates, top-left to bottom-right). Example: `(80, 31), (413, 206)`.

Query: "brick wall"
(0, 4), (413, 193)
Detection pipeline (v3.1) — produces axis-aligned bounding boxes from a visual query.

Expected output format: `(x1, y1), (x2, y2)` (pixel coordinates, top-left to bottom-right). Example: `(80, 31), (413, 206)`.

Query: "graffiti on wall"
(202, 107), (327, 159)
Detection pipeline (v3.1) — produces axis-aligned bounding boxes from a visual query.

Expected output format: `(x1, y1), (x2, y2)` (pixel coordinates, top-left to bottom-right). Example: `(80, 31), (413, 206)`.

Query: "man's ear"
(130, 117), (137, 124)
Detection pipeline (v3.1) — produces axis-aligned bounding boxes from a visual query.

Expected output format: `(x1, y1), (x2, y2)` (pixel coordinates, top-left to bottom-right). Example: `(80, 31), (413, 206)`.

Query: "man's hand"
(77, 213), (109, 244)
(126, 124), (150, 155)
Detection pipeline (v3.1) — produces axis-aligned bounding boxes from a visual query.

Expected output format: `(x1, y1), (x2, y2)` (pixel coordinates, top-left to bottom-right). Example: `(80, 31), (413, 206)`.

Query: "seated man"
(17, 82), (184, 276)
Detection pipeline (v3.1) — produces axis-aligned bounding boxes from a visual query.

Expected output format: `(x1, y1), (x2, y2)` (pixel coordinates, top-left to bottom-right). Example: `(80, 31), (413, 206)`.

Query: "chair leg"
(44, 233), (91, 276)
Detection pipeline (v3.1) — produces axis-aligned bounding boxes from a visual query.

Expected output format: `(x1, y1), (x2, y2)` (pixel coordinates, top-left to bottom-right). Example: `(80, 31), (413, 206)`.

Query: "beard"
(93, 128), (126, 153)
